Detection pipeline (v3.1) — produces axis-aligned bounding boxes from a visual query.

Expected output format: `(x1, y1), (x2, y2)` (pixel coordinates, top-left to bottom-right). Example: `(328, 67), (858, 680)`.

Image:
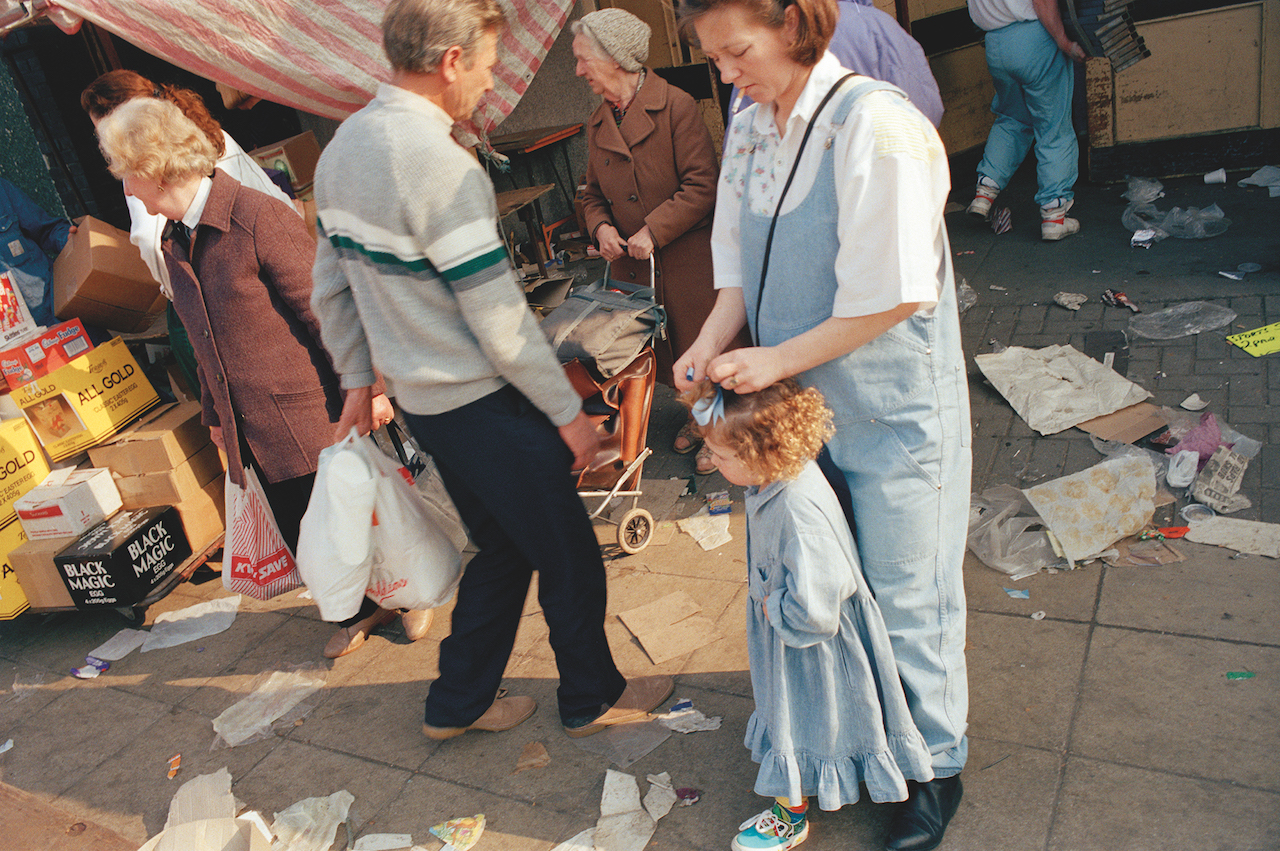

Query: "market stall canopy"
(2, 0), (572, 140)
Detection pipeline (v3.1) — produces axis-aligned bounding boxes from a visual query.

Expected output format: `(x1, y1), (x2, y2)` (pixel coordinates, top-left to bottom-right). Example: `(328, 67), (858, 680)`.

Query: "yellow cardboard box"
(11, 337), (160, 462)
(0, 518), (31, 619)
(0, 416), (52, 527)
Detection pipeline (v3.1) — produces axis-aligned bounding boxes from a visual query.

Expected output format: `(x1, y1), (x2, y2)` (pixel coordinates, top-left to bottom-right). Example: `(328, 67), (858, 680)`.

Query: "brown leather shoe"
(563, 675), (674, 738)
(322, 607), (396, 659)
(422, 695), (537, 740)
(400, 608), (433, 641)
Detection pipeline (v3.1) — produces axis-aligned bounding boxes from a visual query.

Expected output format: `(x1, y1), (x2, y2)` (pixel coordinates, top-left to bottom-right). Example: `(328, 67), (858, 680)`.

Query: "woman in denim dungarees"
(674, 0), (971, 849)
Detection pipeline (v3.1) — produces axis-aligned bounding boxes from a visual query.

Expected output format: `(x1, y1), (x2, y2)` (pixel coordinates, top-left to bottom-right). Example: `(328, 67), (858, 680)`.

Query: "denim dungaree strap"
(737, 78), (973, 775)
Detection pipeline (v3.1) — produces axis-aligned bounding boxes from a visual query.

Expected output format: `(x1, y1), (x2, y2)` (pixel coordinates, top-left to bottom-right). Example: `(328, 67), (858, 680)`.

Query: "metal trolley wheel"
(616, 507), (654, 554)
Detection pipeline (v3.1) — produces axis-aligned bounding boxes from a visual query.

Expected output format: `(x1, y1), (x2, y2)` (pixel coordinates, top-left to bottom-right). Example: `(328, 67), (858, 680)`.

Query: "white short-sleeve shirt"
(711, 52), (951, 318)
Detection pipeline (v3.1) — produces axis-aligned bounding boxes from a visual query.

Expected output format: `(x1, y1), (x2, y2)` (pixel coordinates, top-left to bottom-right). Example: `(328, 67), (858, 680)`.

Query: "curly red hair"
(81, 70), (225, 158)
(680, 378), (834, 482)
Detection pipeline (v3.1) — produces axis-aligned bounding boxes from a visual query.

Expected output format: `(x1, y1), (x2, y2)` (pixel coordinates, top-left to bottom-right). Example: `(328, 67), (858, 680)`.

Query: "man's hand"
(371, 393), (394, 429)
(595, 223), (628, 261)
(558, 410), (601, 471)
(333, 386), (373, 441)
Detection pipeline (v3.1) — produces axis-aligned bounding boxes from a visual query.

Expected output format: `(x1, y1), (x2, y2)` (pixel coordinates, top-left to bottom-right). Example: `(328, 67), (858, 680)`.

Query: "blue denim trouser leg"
(404, 386), (627, 728)
(977, 19), (1078, 207)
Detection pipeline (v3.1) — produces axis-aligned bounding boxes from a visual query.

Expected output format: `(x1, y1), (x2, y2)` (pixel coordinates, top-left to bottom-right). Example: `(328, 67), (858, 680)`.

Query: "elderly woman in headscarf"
(573, 8), (749, 475)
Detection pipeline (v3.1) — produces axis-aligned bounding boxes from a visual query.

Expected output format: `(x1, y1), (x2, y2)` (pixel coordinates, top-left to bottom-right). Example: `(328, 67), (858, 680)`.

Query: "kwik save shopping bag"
(223, 466), (302, 600)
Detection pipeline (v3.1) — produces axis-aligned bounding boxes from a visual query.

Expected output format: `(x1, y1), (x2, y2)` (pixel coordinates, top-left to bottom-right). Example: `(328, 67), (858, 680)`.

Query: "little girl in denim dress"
(683, 378), (934, 851)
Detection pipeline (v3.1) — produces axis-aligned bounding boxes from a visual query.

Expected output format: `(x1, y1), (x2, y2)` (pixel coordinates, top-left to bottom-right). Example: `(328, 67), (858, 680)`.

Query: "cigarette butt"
(167, 754), (181, 779)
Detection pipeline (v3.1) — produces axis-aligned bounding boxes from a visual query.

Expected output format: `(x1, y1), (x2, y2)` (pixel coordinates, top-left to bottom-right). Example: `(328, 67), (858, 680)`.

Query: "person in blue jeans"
(965, 0), (1086, 241)
(0, 177), (72, 326)
(684, 378), (934, 851)
(675, 0), (971, 847)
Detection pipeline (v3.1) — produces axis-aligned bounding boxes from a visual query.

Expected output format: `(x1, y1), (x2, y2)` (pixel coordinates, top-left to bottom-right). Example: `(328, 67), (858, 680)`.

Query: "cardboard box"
(174, 473), (226, 550)
(9, 530), (76, 611)
(0, 271), (40, 347)
(87, 401), (208, 476)
(55, 505), (192, 608)
(0, 518), (32, 618)
(51, 216), (166, 333)
(11, 337), (160, 462)
(0, 319), (93, 391)
(0, 416), (52, 527)
(15, 467), (122, 540)
(249, 131), (321, 193)
(116, 441), (223, 508)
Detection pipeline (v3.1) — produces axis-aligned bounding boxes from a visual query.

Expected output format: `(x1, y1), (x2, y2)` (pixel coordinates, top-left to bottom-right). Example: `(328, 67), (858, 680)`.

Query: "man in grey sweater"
(311, 0), (671, 739)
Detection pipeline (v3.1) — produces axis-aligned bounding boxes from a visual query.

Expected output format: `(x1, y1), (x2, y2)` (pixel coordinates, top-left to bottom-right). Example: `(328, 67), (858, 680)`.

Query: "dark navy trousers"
(403, 385), (627, 727)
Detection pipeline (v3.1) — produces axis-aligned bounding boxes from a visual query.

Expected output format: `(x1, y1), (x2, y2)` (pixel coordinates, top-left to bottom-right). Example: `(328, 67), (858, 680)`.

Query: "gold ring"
(727, 376), (739, 387)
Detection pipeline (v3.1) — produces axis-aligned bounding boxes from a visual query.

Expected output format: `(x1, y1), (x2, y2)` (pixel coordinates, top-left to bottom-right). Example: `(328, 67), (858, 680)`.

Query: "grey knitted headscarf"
(576, 9), (651, 72)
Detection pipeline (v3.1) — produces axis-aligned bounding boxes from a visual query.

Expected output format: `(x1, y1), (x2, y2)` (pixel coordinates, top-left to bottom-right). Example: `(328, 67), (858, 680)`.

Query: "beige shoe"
(563, 675), (674, 738)
(401, 609), (433, 641)
(422, 695), (537, 740)
(323, 607), (396, 659)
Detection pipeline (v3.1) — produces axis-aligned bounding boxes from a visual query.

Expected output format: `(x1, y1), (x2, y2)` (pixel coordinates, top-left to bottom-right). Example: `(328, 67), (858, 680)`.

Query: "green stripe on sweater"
(328, 233), (434, 273)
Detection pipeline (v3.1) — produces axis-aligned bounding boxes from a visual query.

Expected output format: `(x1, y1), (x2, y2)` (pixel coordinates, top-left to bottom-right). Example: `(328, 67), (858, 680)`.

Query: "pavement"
(0, 151), (1277, 851)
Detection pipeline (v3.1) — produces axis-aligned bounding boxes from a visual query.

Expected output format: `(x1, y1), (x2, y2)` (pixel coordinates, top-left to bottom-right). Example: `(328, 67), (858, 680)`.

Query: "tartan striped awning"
(47, 0), (573, 139)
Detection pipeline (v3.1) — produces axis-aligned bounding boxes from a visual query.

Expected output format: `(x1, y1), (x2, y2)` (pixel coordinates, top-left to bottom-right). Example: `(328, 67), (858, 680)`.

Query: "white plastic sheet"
(142, 596), (241, 653)
(270, 790), (354, 851)
(212, 667), (327, 747)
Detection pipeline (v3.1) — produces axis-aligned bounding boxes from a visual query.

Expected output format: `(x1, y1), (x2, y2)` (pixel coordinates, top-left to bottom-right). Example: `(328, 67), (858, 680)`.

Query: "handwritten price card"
(1227, 321), (1280, 357)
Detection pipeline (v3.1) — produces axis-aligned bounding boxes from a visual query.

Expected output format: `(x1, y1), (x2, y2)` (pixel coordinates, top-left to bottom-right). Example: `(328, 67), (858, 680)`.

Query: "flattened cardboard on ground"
(1023, 455), (1156, 564)
(1102, 536), (1186, 566)
(87, 401), (209, 476)
(617, 590), (720, 665)
(1076, 402), (1167, 444)
(1185, 517), (1280, 558)
(115, 441), (225, 508)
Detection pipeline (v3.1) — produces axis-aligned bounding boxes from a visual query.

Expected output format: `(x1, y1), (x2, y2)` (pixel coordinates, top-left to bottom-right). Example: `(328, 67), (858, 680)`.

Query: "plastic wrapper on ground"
(967, 486), (1058, 580)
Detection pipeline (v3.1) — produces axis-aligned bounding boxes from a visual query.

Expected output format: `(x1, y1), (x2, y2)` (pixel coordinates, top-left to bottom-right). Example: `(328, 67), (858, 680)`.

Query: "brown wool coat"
(581, 71), (750, 385)
(163, 170), (342, 487)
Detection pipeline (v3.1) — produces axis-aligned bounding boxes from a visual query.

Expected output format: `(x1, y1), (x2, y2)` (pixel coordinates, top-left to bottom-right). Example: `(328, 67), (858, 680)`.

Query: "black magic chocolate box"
(54, 506), (191, 608)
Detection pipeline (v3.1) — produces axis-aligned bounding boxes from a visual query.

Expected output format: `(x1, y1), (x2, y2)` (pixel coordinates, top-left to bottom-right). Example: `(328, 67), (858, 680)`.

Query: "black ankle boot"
(884, 775), (963, 851)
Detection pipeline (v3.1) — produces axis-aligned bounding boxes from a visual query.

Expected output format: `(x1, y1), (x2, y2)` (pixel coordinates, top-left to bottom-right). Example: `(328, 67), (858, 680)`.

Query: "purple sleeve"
(827, 0), (944, 128)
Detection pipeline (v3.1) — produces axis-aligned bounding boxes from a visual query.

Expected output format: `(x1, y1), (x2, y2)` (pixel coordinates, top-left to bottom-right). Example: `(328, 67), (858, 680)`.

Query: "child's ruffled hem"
(746, 718), (935, 810)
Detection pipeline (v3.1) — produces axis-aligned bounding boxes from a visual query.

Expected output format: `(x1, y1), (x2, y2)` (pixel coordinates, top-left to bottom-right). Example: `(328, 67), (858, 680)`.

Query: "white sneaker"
(1041, 199), (1080, 241)
(967, 180), (1000, 219)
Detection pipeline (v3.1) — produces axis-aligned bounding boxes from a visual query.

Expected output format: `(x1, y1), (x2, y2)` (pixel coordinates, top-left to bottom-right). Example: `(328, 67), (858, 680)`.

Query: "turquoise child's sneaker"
(731, 802), (809, 851)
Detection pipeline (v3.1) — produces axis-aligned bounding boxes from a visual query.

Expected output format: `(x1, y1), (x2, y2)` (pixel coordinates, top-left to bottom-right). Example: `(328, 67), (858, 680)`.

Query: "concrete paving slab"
(1051, 757), (1280, 851)
(53, 704), (281, 843)
(964, 551), (1103, 624)
(1097, 541), (1280, 644)
(966, 611), (1090, 752)
(2, 686), (168, 803)
(934, 740), (1060, 851)
(372, 772), (586, 850)
(179, 614), (340, 720)
(291, 649), (436, 771)
(105, 607), (292, 710)
(235, 738), (412, 836)
(1072, 626), (1280, 790)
